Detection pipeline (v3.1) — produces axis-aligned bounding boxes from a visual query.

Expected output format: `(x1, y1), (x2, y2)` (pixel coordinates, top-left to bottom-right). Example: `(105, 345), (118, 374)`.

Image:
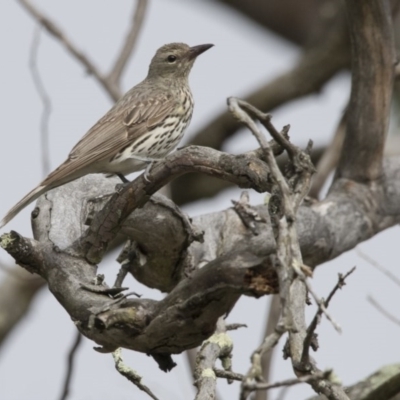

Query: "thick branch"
(336, 0), (395, 181)
(307, 364), (400, 400)
(77, 145), (273, 264)
(171, 145), (325, 205)
(1, 228), (272, 362)
(3, 155), (400, 367)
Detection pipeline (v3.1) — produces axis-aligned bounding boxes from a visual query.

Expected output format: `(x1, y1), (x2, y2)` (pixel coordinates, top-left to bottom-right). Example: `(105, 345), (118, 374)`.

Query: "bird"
(0, 42), (213, 229)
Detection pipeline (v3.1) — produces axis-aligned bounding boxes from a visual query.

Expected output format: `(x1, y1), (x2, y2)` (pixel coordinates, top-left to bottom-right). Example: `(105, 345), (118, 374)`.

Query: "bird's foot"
(144, 162), (154, 182)
(143, 158), (162, 182)
(114, 174), (131, 193)
(80, 274), (129, 298)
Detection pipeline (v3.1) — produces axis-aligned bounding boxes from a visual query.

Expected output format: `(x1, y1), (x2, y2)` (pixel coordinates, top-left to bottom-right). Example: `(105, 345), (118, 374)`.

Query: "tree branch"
(367, 295), (400, 327)
(29, 26), (51, 177)
(77, 145), (274, 264)
(194, 319), (233, 400)
(336, 0), (395, 181)
(18, 0), (121, 101)
(59, 331), (82, 400)
(255, 295), (281, 400)
(171, 18), (348, 205)
(307, 364), (400, 400)
(112, 348), (160, 400)
(301, 267), (356, 366)
(0, 0), (149, 349)
(107, 0), (147, 86)
(3, 150), (400, 360)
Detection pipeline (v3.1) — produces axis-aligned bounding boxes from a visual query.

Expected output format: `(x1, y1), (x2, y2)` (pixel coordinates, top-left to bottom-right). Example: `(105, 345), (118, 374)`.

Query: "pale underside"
(42, 84), (194, 186)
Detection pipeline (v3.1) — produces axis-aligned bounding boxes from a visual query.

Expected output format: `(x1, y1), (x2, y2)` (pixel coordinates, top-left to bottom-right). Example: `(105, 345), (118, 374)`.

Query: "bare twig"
(18, 0), (121, 101)
(367, 295), (400, 327)
(214, 368), (243, 381)
(232, 191), (265, 235)
(226, 323), (247, 331)
(29, 25), (52, 176)
(276, 386), (290, 400)
(228, 99), (349, 400)
(59, 331), (82, 400)
(227, 98), (292, 200)
(245, 370), (332, 392)
(112, 348), (159, 400)
(302, 267), (356, 364)
(357, 249), (400, 288)
(108, 0), (147, 86)
(194, 319), (233, 400)
(294, 263), (342, 334)
(255, 294), (280, 400)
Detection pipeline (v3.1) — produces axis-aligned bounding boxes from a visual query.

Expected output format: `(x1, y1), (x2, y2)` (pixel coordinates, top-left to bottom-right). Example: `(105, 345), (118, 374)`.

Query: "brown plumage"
(1, 42), (213, 228)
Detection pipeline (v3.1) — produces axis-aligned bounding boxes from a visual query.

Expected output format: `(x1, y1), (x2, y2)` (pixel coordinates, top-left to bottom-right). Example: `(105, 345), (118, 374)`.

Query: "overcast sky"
(0, 1), (399, 400)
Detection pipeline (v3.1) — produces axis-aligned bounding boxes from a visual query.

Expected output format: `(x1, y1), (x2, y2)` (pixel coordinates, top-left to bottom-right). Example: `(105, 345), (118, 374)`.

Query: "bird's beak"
(188, 44), (214, 60)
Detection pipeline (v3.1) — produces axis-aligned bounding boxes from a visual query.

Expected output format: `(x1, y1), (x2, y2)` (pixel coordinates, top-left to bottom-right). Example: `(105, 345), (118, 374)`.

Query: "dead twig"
(301, 267), (356, 364)
(228, 98), (349, 400)
(367, 295), (400, 327)
(214, 368), (243, 382)
(294, 263), (342, 334)
(59, 331), (82, 400)
(18, 0), (121, 101)
(245, 370), (332, 392)
(255, 294), (280, 400)
(357, 249), (400, 288)
(108, 0), (147, 86)
(112, 348), (160, 400)
(29, 25), (52, 177)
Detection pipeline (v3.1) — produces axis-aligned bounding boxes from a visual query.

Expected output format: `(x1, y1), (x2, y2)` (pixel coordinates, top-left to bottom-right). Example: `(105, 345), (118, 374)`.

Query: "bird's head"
(147, 42), (214, 82)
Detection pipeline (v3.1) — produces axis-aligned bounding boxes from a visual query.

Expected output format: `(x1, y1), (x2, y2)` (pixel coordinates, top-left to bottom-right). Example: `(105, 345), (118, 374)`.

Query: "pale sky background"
(0, 1), (399, 400)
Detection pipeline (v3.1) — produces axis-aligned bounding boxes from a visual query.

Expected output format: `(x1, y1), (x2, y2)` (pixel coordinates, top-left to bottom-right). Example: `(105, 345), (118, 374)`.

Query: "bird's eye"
(167, 55), (177, 63)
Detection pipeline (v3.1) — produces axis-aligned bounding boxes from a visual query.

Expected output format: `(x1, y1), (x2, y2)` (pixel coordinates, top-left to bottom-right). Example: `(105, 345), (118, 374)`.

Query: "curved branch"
(336, 0), (395, 182)
(2, 156), (400, 366)
(77, 145), (275, 264)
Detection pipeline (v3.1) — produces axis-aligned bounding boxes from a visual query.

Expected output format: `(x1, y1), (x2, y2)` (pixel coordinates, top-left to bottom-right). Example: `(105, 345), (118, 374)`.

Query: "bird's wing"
(41, 92), (176, 187)
(123, 94), (176, 133)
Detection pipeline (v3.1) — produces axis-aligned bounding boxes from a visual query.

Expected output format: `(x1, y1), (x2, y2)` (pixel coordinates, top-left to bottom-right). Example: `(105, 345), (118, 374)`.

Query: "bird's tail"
(0, 185), (48, 229)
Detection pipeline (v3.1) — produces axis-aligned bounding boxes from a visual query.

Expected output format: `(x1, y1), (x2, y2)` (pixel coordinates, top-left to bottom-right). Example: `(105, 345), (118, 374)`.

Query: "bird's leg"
(144, 161), (154, 182)
(116, 173), (130, 184)
(128, 155), (162, 182)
